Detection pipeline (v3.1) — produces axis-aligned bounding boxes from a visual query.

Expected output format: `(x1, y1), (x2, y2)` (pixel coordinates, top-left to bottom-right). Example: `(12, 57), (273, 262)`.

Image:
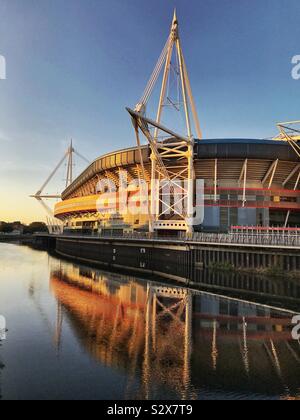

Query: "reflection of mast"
(125, 307), (144, 399)
(265, 339), (291, 398)
(142, 284), (152, 400)
(183, 291), (193, 400)
(212, 320), (218, 371)
(270, 340), (283, 379)
(54, 302), (63, 354)
(285, 341), (300, 363)
(143, 285), (193, 400)
(28, 282), (63, 354)
(152, 292), (157, 351)
(108, 304), (122, 364)
(241, 317), (250, 376)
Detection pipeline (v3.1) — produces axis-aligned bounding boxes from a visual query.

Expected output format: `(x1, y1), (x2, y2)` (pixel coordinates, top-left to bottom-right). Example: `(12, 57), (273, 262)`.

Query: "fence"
(60, 229), (300, 248)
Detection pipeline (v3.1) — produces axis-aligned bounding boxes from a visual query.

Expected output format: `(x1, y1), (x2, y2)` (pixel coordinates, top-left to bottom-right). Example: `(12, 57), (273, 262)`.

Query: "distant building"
(12, 222), (24, 234)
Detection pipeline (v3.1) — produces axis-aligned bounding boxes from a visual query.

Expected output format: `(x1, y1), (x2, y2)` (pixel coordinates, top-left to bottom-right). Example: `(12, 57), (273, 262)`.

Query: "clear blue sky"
(0, 0), (300, 222)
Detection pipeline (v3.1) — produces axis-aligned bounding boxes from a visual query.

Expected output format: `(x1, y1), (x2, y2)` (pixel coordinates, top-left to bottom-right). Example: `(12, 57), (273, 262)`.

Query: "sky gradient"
(0, 0), (300, 223)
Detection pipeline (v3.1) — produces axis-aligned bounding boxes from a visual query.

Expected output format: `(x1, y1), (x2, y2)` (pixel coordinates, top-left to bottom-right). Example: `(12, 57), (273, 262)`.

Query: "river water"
(0, 243), (299, 400)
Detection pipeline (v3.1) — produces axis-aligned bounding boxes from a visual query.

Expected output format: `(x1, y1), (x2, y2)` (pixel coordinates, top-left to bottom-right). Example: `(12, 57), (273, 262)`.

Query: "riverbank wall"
(34, 234), (300, 285)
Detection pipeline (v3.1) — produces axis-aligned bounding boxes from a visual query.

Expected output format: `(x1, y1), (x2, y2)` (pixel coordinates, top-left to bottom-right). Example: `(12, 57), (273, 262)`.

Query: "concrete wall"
(52, 236), (300, 285)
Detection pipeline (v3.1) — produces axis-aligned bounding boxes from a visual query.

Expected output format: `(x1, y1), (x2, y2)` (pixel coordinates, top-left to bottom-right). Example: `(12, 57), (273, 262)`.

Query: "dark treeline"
(0, 221), (48, 234)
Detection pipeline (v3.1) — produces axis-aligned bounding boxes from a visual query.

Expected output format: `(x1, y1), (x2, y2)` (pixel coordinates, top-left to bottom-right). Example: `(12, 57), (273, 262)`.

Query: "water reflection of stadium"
(50, 259), (300, 400)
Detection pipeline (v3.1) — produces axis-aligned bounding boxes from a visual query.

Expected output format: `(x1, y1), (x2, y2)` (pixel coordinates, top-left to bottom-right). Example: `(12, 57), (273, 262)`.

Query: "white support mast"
(129, 11), (202, 234)
(66, 139), (74, 188)
(274, 121), (300, 227)
(275, 121), (300, 158)
(31, 140), (90, 232)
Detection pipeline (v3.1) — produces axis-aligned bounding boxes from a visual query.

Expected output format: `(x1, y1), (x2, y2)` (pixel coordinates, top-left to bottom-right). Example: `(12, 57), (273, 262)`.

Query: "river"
(0, 243), (299, 400)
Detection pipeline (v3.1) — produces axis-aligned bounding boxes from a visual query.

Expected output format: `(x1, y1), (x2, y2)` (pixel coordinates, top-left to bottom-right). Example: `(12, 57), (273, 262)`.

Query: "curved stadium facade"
(54, 138), (300, 234)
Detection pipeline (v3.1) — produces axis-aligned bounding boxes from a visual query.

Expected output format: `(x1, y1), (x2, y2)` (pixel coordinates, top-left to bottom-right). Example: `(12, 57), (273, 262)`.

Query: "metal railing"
(185, 231), (300, 247)
(60, 229), (300, 248)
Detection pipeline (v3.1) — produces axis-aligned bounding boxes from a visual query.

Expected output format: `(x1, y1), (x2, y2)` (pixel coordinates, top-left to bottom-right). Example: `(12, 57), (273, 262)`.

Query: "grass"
(208, 262), (300, 280)
(208, 262), (235, 272)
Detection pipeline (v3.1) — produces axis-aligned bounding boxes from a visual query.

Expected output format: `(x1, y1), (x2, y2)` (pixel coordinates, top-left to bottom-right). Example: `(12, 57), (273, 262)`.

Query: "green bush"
(209, 262), (235, 272)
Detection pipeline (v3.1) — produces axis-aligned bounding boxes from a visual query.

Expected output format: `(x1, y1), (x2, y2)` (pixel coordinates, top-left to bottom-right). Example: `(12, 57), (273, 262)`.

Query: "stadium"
(54, 138), (300, 234)
(53, 13), (300, 235)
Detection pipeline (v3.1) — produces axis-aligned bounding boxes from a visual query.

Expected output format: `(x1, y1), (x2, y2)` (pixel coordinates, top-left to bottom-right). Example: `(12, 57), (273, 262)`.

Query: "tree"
(0, 223), (13, 233)
(23, 222), (48, 234)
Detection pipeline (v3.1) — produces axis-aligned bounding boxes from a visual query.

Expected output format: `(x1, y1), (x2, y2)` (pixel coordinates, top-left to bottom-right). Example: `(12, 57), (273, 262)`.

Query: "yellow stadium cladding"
(54, 189), (145, 217)
(54, 195), (99, 216)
